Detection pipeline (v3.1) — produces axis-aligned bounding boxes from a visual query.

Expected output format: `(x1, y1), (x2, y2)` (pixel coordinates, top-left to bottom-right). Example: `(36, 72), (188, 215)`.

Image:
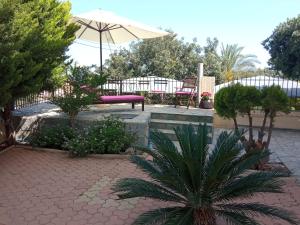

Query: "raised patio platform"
(13, 103), (214, 147)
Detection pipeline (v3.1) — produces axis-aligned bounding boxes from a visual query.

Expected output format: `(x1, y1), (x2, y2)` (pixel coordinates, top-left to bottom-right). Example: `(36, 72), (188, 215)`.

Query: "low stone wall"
(13, 112), (150, 148)
(214, 111), (300, 131)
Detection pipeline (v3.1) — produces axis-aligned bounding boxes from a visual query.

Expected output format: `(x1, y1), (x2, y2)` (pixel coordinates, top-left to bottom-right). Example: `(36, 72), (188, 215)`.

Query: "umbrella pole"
(99, 31), (103, 72)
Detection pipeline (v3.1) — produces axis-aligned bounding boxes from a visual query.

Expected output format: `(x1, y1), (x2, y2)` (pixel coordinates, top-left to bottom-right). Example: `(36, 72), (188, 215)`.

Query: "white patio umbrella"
(72, 9), (169, 71)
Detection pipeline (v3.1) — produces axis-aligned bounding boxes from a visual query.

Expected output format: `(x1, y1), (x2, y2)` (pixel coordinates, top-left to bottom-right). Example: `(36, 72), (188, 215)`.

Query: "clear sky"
(68, 0), (300, 68)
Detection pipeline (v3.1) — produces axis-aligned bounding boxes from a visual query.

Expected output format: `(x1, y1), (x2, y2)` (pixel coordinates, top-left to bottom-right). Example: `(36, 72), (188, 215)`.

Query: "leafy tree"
(43, 64), (68, 92)
(202, 37), (222, 84)
(104, 31), (202, 80)
(0, 0), (78, 144)
(215, 84), (290, 167)
(220, 44), (260, 81)
(114, 124), (298, 225)
(103, 49), (134, 79)
(236, 86), (261, 147)
(260, 85), (290, 148)
(262, 15), (300, 79)
(214, 84), (242, 130)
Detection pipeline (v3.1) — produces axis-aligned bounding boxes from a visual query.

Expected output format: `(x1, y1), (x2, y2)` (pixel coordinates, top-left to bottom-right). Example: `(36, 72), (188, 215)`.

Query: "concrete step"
(150, 128), (213, 143)
(149, 119), (213, 131)
(151, 112), (213, 123)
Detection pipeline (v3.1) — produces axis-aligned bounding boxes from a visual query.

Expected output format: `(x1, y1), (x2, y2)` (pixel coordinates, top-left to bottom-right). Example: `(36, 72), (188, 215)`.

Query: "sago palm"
(113, 124), (298, 225)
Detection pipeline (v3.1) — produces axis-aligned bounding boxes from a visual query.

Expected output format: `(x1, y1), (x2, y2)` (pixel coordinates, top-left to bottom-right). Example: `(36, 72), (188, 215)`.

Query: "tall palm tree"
(113, 124), (298, 225)
(220, 44), (260, 81)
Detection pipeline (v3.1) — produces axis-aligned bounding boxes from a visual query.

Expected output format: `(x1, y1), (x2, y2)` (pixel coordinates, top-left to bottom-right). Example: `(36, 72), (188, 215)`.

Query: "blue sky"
(68, 0), (300, 68)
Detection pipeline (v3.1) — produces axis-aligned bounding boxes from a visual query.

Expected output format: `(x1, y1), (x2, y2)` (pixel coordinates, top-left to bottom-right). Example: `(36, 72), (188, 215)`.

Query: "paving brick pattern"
(0, 148), (299, 225)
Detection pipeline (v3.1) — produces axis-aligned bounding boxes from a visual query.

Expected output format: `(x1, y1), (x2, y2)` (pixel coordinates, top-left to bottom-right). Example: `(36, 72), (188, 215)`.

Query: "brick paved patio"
(0, 147), (299, 225)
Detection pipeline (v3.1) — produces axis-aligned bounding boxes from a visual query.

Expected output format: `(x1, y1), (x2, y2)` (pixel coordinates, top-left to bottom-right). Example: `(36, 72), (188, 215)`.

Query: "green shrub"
(29, 124), (76, 149)
(215, 84), (290, 167)
(52, 87), (95, 127)
(85, 117), (135, 154)
(214, 83), (243, 130)
(65, 131), (90, 157)
(29, 117), (135, 157)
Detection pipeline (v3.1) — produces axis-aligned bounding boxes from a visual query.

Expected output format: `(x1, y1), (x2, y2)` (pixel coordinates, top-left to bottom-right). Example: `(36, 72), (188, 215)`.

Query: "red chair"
(175, 76), (197, 109)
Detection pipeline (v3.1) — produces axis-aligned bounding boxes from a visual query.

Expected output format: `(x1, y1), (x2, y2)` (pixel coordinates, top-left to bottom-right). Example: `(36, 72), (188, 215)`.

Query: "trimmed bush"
(29, 124), (76, 150)
(83, 117), (135, 154)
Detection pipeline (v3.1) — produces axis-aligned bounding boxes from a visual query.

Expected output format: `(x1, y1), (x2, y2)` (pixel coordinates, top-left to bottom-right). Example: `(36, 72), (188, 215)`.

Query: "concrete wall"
(214, 111), (300, 131)
(200, 76), (215, 99)
(13, 114), (150, 148)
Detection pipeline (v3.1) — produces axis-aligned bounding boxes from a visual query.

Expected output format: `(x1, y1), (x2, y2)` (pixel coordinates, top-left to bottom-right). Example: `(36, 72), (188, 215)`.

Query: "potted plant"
(200, 91), (213, 109)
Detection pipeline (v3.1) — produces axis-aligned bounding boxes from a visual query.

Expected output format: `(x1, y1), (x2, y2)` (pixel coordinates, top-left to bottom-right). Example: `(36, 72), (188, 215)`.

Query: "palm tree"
(113, 124), (298, 225)
(220, 44), (260, 81)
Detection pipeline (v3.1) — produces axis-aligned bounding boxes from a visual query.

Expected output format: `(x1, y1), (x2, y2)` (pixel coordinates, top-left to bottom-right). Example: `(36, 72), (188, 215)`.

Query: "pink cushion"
(151, 90), (166, 93)
(175, 91), (195, 96)
(100, 95), (144, 103)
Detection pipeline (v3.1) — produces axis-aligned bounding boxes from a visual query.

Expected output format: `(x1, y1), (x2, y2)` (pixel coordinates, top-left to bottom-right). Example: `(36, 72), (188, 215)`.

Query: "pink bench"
(79, 85), (144, 111)
(99, 95), (144, 111)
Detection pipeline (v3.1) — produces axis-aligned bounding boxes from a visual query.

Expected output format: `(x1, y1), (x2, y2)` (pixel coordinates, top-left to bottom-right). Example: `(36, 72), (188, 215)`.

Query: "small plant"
(62, 117), (135, 156)
(84, 117), (135, 154)
(29, 124), (76, 149)
(52, 65), (107, 127)
(52, 87), (95, 127)
(114, 124), (298, 225)
(65, 131), (90, 157)
(200, 91), (211, 101)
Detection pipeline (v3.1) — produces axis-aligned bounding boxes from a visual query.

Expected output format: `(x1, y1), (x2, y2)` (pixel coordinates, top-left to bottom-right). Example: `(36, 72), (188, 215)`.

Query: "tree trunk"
(1, 103), (14, 146)
(266, 114), (275, 149)
(258, 111), (268, 143)
(247, 112), (254, 144)
(194, 208), (217, 225)
(233, 118), (238, 131)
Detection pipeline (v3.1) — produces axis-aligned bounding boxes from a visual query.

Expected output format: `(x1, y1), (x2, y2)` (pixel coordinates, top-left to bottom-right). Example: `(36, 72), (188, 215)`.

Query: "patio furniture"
(151, 79), (168, 103)
(80, 85), (145, 111)
(174, 76), (197, 109)
(99, 95), (144, 111)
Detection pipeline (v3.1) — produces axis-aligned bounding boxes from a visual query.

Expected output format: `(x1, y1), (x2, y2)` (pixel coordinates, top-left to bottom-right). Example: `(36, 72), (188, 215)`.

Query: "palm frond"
(132, 207), (193, 225)
(130, 155), (189, 196)
(113, 178), (186, 203)
(217, 210), (260, 225)
(217, 203), (299, 225)
(216, 171), (285, 202)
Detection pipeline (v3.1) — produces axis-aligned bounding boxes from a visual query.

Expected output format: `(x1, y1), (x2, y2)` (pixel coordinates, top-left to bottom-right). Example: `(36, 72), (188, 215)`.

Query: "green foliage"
(29, 124), (76, 150)
(43, 64), (68, 92)
(65, 131), (90, 157)
(68, 65), (107, 88)
(104, 31), (202, 80)
(0, 0), (78, 145)
(261, 85), (290, 116)
(0, 0), (78, 107)
(215, 84), (290, 154)
(202, 37), (222, 83)
(52, 65), (108, 127)
(220, 44), (260, 81)
(114, 124), (298, 225)
(237, 86), (261, 115)
(263, 15), (300, 79)
(214, 84), (242, 121)
(52, 87), (95, 127)
(80, 117), (135, 154)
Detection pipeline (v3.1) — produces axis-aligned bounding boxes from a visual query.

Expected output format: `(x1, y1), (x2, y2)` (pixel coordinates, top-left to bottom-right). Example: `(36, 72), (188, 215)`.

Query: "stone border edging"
(13, 144), (143, 159)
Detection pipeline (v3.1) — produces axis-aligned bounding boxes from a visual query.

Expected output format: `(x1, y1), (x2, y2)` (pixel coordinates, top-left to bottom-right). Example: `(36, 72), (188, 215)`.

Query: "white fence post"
(197, 63), (204, 105)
